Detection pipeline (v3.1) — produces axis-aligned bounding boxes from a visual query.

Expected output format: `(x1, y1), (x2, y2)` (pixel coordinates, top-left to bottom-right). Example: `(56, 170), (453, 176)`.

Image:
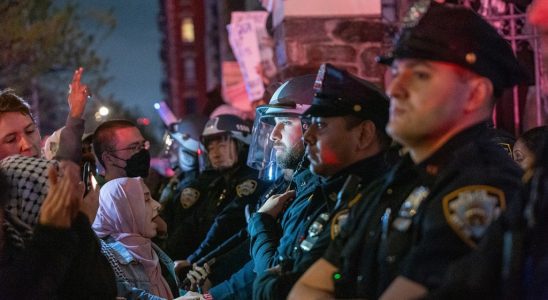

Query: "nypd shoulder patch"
(236, 179), (258, 197)
(180, 187), (200, 209)
(442, 185), (506, 248)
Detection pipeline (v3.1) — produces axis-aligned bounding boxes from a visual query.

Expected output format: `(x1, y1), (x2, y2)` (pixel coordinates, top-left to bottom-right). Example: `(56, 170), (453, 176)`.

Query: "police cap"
(303, 63), (389, 130)
(377, 1), (524, 95)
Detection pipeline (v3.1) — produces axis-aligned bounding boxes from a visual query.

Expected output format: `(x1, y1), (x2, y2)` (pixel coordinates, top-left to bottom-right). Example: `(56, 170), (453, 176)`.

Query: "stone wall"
(273, 16), (389, 87)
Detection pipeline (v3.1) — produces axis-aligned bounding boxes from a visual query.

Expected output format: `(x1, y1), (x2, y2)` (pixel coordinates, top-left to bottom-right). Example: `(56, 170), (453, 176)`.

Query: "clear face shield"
(247, 107), (279, 181)
(247, 106), (308, 181)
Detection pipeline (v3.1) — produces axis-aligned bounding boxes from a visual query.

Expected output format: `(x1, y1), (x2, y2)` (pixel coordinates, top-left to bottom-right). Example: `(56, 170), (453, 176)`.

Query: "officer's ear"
(356, 120), (376, 151)
(464, 76), (493, 113)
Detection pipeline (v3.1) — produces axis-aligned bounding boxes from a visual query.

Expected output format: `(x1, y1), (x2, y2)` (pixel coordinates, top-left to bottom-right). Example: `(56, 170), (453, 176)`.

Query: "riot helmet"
(169, 114), (208, 172)
(201, 114), (252, 171)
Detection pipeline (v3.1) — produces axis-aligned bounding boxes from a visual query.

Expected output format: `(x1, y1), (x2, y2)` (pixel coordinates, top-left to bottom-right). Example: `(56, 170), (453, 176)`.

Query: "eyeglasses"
(110, 140), (150, 154)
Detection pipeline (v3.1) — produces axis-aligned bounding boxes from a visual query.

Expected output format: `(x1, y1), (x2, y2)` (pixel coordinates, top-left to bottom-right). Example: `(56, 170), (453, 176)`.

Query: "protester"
(0, 159), (116, 299)
(513, 126), (548, 171)
(93, 177), (180, 299)
(0, 67), (90, 163)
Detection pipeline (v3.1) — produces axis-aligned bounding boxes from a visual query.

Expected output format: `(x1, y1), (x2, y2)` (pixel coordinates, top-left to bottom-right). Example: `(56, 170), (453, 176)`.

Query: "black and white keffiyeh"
(0, 155), (57, 228)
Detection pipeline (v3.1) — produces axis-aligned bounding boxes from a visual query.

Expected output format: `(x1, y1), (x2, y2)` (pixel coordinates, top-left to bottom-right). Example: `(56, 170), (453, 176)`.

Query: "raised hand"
(67, 67), (91, 119)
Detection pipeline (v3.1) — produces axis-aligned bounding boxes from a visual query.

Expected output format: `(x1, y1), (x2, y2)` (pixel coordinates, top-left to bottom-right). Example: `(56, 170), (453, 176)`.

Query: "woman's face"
(141, 183), (161, 238)
(0, 112), (41, 160)
(513, 139), (535, 171)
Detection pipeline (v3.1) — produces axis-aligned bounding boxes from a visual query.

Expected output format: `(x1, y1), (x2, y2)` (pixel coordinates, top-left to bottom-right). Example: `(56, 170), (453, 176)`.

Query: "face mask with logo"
(112, 149), (151, 178)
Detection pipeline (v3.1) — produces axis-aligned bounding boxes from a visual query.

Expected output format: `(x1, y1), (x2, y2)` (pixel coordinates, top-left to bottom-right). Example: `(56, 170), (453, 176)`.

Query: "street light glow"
(99, 106), (110, 116)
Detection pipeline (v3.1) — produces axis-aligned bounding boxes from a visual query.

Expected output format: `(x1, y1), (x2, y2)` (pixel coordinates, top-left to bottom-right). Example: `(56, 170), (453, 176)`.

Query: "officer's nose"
(386, 72), (409, 101)
(303, 124), (317, 146)
(269, 123), (283, 142)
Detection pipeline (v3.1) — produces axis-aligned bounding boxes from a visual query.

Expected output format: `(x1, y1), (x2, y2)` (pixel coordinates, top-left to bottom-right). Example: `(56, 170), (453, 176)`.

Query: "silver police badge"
(443, 185), (506, 247)
(180, 187), (200, 209)
(236, 179), (257, 197)
(392, 186), (430, 232)
(301, 213), (330, 251)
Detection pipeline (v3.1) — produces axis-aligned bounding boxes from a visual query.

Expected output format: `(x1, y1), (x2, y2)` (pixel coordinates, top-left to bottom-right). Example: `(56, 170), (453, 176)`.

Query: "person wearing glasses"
(92, 119), (151, 182)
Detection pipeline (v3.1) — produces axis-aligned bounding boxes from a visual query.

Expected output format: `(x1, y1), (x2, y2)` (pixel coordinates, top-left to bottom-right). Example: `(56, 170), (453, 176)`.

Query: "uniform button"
(357, 275), (364, 282)
(368, 231), (375, 237)
(386, 255), (396, 263)
(386, 188), (393, 195)
(307, 217), (311, 221)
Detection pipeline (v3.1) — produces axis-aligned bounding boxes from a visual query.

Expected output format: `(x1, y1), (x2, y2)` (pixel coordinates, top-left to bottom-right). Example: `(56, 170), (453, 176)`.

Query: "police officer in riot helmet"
(160, 114), (209, 250)
(170, 114), (265, 269)
(158, 114), (209, 207)
(290, 2), (524, 299)
(181, 74), (320, 299)
(201, 114), (251, 171)
(170, 114), (209, 181)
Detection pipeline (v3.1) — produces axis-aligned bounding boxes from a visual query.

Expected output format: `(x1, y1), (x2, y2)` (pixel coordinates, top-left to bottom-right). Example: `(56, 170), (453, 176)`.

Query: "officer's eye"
(414, 70), (431, 80)
(281, 120), (292, 126)
(314, 121), (327, 129)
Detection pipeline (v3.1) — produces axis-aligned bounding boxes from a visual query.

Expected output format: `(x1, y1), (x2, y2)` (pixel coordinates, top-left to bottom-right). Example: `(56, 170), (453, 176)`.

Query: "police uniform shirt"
(248, 167), (319, 272)
(323, 123), (523, 298)
(190, 173), (293, 281)
(253, 153), (389, 300)
(186, 164), (266, 263)
(164, 164), (262, 260)
(162, 170), (219, 259)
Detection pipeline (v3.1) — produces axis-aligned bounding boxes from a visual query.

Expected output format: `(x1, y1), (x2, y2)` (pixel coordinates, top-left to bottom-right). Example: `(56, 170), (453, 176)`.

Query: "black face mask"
(112, 149), (151, 178)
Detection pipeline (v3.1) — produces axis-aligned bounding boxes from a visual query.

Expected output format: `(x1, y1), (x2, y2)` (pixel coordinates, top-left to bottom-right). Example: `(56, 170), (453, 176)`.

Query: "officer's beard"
(277, 141), (305, 170)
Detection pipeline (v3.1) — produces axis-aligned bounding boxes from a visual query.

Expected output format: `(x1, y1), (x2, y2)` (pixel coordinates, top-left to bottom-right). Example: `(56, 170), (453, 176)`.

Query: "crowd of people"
(0, 1), (547, 299)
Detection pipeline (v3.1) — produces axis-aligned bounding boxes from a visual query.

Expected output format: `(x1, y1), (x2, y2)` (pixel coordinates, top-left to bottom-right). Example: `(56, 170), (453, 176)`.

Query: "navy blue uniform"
(207, 168), (318, 299)
(427, 143), (548, 300)
(248, 168), (319, 272)
(195, 174), (292, 285)
(186, 169), (267, 263)
(163, 165), (262, 260)
(253, 153), (389, 299)
(323, 123), (523, 299)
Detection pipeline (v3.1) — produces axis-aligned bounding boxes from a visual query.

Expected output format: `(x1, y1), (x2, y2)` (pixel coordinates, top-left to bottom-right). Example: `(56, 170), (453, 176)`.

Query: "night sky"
(75, 0), (164, 136)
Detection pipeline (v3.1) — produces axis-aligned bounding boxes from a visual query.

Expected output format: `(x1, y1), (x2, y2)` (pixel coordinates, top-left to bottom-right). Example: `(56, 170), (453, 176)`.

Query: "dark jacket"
(0, 212), (117, 299)
(253, 153), (389, 299)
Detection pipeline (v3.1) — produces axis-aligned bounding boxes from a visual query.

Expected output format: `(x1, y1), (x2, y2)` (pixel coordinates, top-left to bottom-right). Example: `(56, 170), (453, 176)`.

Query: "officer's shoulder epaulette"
(453, 139), (515, 169)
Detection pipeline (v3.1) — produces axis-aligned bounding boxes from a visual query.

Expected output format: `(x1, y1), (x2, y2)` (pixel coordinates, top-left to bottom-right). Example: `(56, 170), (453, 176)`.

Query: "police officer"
(160, 114), (211, 253)
(185, 74), (320, 299)
(168, 114), (265, 261)
(253, 63), (392, 299)
(159, 113), (209, 204)
(290, 2), (524, 299)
